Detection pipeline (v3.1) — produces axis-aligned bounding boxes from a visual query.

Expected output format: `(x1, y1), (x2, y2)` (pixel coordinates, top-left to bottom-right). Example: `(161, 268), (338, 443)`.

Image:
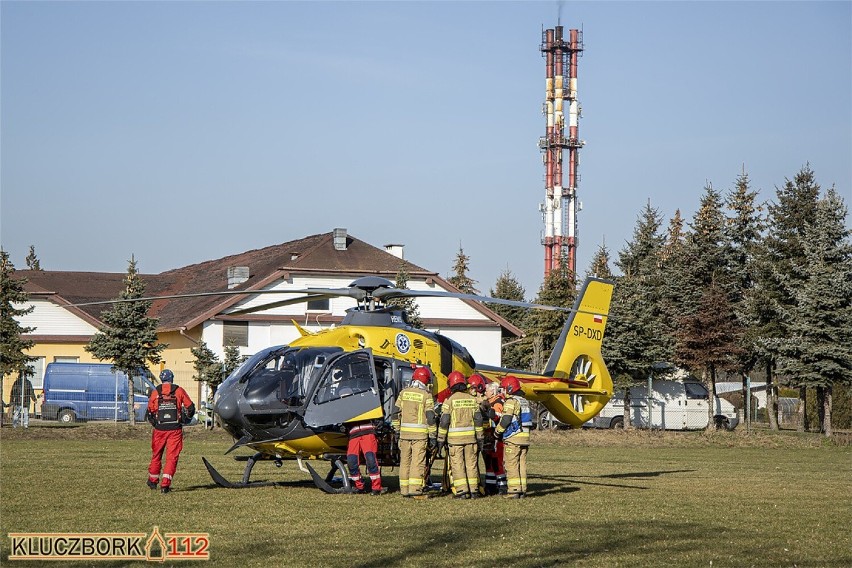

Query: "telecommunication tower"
(539, 24), (583, 278)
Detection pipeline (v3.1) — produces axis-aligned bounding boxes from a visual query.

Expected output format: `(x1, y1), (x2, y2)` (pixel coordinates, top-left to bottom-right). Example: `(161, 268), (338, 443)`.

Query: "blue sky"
(2, 1), (850, 297)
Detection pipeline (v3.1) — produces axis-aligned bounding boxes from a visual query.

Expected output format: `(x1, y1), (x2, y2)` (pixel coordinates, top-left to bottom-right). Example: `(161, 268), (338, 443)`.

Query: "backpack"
(155, 384), (180, 427)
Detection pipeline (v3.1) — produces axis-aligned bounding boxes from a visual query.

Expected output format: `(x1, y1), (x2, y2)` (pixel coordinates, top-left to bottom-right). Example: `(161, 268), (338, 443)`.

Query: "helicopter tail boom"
(479, 277), (614, 428)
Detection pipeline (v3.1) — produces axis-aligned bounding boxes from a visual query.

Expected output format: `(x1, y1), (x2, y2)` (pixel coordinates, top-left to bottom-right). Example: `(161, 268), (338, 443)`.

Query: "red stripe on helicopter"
(517, 377), (590, 387)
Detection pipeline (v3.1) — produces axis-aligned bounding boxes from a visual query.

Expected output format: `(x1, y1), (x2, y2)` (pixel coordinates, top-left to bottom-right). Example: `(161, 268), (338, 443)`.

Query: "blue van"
(41, 363), (157, 423)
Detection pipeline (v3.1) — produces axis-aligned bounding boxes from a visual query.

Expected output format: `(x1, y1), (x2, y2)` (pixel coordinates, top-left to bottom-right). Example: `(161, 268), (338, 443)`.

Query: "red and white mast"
(540, 24), (583, 278)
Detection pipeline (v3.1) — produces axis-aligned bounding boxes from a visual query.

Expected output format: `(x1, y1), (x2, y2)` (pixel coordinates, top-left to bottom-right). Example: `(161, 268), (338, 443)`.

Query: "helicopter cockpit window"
(399, 366), (415, 389)
(275, 354), (300, 404)
(314, 352), (374, 405)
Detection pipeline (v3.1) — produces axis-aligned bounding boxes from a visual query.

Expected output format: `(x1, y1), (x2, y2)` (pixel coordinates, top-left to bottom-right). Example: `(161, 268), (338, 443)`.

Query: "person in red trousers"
(146, 369), (195, 494)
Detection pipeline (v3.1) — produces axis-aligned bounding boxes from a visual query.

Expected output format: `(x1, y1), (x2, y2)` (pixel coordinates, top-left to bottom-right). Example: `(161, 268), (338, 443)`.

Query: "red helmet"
(500, 375), (522, 395)
(447, 371), (467, 389)
(411, 367), (432, 386)
(468, 374), (486, 394)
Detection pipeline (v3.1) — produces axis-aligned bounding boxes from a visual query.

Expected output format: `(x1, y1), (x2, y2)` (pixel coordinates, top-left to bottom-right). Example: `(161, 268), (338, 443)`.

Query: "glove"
(428, 437), (437, 451)
(477, 439), (484, 453)
(438, 440), (447, 453)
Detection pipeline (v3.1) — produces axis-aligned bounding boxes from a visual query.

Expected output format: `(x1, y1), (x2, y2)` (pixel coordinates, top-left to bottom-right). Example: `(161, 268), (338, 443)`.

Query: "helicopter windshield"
(240, 346), (344, 408)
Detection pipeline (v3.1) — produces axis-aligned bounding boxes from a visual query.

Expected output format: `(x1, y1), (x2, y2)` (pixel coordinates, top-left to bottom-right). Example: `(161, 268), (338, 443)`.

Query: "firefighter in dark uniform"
(495, 375), (532, 498)
(146, 370), (195, 493)
(391, 366), (436, 498)
(437, 371), (483, 499)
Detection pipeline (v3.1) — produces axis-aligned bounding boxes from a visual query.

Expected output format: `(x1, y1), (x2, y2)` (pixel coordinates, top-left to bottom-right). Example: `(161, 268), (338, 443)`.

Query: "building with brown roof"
(9, 229), (521, 406)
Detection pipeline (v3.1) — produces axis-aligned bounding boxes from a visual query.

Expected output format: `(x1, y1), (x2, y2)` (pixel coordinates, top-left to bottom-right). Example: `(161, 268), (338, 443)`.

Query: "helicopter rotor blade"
(67, 276), (607, 317)
(372, 288), (571, 312)
(69, 287), (364, 308)
(225, 294), (340, 316)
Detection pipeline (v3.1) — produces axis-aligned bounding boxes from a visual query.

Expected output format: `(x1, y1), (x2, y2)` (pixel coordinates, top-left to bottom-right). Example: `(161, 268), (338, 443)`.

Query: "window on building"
(27, 357), (46, 389)
(54, 356), (79, 364)
(223, 321), (249, 347)
(306, 298), (330, 312)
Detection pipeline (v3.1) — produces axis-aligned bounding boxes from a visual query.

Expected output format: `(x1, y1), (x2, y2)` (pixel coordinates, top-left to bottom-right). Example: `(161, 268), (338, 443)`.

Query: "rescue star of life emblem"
(395, 333), (411, 354)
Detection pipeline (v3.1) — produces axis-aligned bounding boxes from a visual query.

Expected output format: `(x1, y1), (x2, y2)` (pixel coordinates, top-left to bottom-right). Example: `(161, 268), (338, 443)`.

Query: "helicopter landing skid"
(304, 459), (353, 494)
(202, 456), (281, 489)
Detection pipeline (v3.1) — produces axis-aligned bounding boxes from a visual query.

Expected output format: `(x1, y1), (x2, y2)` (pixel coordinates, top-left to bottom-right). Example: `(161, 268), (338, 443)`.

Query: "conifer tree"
(25, 245), (42, 271)
(680, 184), (731, 309)
(388, 261), (422, 328)
(191, 341), (223, 398)
(660, 209), (686, 264)
(586, 242), (613, 279)
(726, 171), (764, 300)
(223, 343), (247, 379)
(489, 269), (527, 369)
(675, 282), (745, 428)
(673, 184), (740, 410)
(725, 170), (765, 426)
(448, 245), (479, 295)
(1, 250), (36, 409)
(604, 203), (668, 427)
(86, 256), (166, 425)
(752, 165), (821, 430)
(776, 188), (852, 435)
(489, 269), (527, 328)
(658, 209), (688, 357)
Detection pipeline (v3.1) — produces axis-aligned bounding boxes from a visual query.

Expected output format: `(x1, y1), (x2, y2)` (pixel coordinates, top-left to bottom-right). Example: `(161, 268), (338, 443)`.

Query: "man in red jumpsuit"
(346, 419), (387, 495)
(146, 369), (195, 494)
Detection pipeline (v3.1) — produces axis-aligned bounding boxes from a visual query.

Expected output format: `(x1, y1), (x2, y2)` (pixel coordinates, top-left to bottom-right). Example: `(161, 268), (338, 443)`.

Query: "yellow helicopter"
(194, 275), (614, 492)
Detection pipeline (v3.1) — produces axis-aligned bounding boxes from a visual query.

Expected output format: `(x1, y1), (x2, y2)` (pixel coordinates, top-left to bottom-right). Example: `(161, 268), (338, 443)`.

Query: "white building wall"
(14, 300), (99, 335)
(430, 326), (503, 367)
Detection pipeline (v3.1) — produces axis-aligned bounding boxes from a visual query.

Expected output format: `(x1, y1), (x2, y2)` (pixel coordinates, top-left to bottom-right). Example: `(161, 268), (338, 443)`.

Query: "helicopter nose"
(213, 385), (240, 422)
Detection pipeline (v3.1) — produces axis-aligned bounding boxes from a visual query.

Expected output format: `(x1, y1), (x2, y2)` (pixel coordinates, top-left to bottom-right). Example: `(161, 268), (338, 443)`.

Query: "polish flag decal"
(593, 314), (603, 324)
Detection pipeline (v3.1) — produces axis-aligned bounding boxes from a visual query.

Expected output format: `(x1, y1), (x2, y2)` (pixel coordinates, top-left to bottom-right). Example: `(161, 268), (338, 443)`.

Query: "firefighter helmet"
(411, 367), (432, 386)
(447, 371), (467, 389)
(500, 375), (521, 395)
(468, 374), (486, 394)
(160, 369), (174, 383)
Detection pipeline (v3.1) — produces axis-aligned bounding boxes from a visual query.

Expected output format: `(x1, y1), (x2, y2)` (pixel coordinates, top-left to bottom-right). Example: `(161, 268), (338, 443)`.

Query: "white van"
(583, 379), (739, 431)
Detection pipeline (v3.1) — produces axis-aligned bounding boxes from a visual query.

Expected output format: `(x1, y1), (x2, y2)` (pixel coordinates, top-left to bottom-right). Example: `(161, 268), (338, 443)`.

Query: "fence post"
(647, 371), (653, 430)
(745, 375), (751, 433)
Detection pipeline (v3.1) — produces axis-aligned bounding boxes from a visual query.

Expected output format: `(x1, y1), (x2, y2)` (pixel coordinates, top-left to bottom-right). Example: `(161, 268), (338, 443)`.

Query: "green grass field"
(2, 425), (850, 567)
